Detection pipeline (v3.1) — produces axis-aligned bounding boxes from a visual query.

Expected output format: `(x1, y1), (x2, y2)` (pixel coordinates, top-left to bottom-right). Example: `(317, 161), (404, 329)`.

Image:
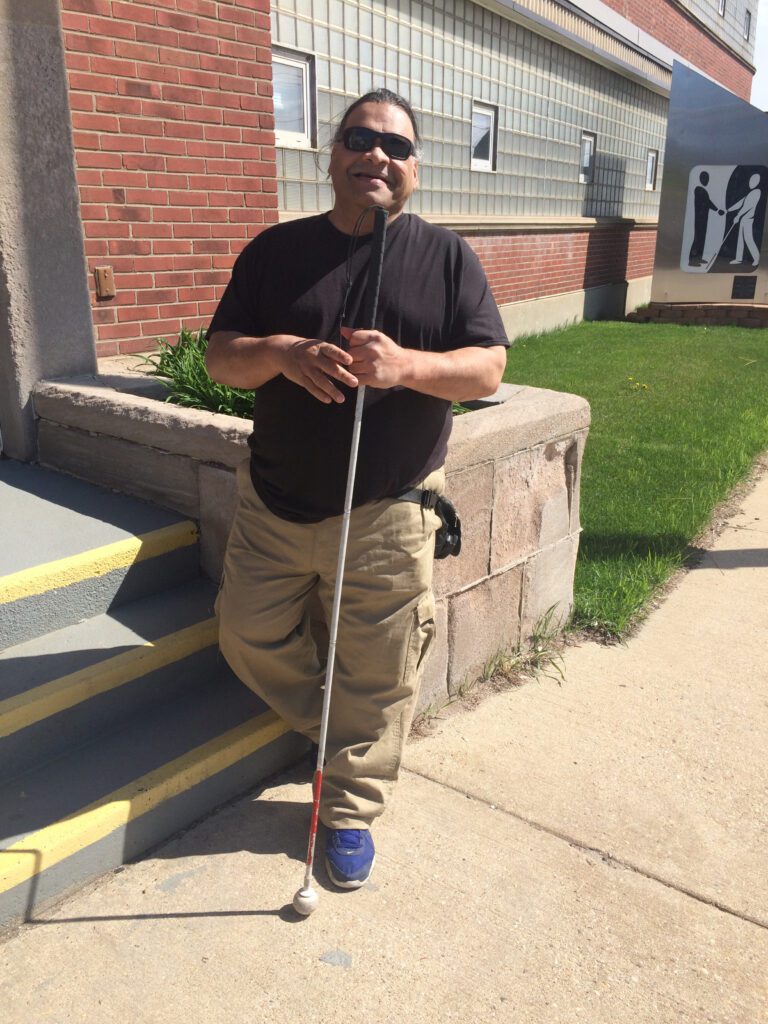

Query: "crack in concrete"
(404, 765), (768, 933)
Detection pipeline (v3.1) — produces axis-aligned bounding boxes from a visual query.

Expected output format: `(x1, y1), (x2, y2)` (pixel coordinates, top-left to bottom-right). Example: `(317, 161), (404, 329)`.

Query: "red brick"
(118, 303), (159, 322)
(124, 188), (169, 204)
(101, 134), (145, 153)
(109, 240), (153, 256)
(145, 137), (188, 156)
(132, 223), (175, 239)
(153, 208), (194, 222)
(157, 9), (199, 31)
(147, 172), (188, 189)
(122, 155), (167, 172)
(136, 288), (178, 304)
(199, 54), (238, 75)
(108, 205), (153, 222)
(119, 80), (162, 100)
(119, 116), (165, 138)
(63, 0), (112, 15)
(61, 11), (90, 32)
(97, 323), (135, 341)
(140, 318), (183, 336)
(178, 0), (217, 15)
(68, 71), (118, 94)
(96, 95), (143, 116)
(111, 1), (156, 24)
(164, 122), (206, 141)
(65, 32), (114, 56)
(81, 204), (109, 220)
(137, 63), (182, 86)
(165, 156), (206, 172)
(141, 100), (186, 120)
(76, 151), (124, 170)
(177, 30), (219, 54)
(84, 240), (110, 257)
(136, 25), (180, 48)
(155, 271), (196, 286)
(172, 224), (213, 238)
(160, 47), (202, 71)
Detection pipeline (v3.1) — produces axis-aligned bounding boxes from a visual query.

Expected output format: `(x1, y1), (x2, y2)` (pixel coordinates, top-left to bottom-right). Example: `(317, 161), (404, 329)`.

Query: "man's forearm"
(205, 331), (295, 388)
(397, 345), (507, 402)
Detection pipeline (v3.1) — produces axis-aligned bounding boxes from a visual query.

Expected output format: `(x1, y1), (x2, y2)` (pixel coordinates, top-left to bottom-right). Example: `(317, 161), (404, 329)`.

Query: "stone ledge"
(33, 375), (590, 714)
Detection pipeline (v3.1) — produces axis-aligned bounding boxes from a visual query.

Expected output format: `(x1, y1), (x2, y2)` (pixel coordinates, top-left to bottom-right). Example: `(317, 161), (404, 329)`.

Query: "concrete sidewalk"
(2, 473), (767, 1023)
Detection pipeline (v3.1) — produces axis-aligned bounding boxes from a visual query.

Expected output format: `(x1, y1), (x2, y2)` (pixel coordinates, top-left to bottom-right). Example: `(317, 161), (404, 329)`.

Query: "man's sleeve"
(448, 237), (509, 351)
(206, 240), (260, 338)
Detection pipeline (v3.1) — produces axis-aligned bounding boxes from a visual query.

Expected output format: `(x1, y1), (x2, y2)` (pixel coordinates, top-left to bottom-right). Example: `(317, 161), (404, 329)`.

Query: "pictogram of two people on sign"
(681, 165), (767, 273)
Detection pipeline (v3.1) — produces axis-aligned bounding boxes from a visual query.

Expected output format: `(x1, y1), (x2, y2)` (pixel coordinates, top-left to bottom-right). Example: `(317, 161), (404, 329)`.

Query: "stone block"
(37, 422), (199, 519)
(491, 438), (580, 571)
(199, 464), (239, 582)
(445, 386), (590, 476)
(520, 534), (580, 640)
(33, 382), (251, 468)
(432, 462), (493, 598)
(447, 566), (524, 693)
(416, 599), (449, 714)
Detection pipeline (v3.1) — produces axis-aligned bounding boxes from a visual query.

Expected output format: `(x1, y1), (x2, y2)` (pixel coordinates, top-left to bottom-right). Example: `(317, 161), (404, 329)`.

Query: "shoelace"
(332, 829), (365, 850)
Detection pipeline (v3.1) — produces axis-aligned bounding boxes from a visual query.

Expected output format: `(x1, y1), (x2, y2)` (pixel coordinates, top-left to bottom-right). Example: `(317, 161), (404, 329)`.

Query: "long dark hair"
(333, 88), (422, 158)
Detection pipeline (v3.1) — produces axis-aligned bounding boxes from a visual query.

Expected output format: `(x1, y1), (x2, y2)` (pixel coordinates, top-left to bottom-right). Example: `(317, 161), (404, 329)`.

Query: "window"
(718, 0), (725, 16)
(744, 9), (751, 38)
(645, 149), (659, 191)
(579, 131), (596, 184)
(470, 102), (497, 172)
(272, 49), (316, 150)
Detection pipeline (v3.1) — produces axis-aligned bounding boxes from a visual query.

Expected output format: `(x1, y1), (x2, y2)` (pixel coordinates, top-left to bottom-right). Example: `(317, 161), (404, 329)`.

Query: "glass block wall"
(270, 0), (668, 220)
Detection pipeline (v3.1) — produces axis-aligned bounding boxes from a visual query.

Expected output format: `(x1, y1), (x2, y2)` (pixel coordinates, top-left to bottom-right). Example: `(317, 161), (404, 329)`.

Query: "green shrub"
(139, 328), (254, 419)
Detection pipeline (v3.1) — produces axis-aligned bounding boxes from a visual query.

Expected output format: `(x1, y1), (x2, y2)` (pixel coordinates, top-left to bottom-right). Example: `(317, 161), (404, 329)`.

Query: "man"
(688, 171), (723, 268)
(727, 172), (763, 268)
(206, 89), (508, 890)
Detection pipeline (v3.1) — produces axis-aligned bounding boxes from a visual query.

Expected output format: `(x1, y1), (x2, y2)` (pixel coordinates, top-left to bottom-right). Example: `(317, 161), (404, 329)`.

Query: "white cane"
(293, 204), (389, 916)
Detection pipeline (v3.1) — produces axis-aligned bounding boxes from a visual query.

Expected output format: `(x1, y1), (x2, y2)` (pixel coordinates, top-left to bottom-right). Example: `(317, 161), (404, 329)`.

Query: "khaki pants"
(216, 459), (443, 829)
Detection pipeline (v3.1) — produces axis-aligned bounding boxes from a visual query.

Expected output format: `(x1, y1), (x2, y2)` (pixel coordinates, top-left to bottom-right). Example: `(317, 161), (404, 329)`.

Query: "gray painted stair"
(0, 457), (304, 932)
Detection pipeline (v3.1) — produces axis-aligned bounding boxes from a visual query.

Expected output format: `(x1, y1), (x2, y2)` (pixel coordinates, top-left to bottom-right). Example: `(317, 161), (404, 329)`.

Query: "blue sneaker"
(325, 829), (375, 889)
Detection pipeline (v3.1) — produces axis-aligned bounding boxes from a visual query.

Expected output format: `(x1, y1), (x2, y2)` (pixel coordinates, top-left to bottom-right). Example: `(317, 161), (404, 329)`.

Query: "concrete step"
(0, 669), (307, 931)
(0, 458), (199, 649)
(0, 579), (223, 778)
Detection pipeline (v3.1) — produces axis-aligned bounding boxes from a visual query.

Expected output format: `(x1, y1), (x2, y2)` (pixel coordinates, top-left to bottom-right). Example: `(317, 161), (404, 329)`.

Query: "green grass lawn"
(504, 320), (768, 638)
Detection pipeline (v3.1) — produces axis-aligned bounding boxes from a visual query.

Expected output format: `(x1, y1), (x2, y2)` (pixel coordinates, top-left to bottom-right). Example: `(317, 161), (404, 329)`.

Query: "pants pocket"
(403, 591), (437, 686)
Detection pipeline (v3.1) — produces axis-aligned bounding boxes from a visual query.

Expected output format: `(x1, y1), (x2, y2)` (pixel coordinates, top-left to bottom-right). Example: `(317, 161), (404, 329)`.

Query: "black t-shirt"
(208, 212), (508, 522)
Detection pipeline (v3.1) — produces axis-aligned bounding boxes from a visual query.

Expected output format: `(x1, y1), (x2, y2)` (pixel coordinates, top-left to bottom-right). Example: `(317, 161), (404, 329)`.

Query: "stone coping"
(33, 376), (591, 475)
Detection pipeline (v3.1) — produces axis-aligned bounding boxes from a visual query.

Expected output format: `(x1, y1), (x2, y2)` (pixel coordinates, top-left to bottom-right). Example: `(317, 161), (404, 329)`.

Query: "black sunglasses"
(341, 126), (416, 161)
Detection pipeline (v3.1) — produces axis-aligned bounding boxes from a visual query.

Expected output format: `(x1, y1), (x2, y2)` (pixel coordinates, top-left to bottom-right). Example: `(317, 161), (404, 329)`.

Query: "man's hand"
(340, 326), (506, 401)
(280, 338), (358, 404)
(206, 331), (357, 401)
(341, 326), (409, 389)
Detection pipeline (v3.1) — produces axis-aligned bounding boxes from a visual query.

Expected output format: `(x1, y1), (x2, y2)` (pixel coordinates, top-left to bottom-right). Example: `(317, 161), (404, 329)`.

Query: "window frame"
(744, 9), (751, 38)
(470, 101), (498, 173)
(645, 148), (659, 191)
(272, 47), (317, 151)
(579, 130), (596, 184)
(718, 0), (725, 16)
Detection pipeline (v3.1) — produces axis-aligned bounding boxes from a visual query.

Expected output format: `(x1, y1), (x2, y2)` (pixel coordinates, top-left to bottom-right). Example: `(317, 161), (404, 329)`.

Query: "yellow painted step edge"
(0, 521), (199, 604)
(0, 710), (290, 895)
(0, 618), (219, 739)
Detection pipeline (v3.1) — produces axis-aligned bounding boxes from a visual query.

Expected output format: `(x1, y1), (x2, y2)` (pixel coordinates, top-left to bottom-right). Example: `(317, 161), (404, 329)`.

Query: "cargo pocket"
(402, 592), (437, 687)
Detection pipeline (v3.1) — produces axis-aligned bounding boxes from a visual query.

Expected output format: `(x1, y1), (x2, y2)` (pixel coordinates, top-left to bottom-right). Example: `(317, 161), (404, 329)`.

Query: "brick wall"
(599, 0), (754, 98)
(61, 0), (278, 357)
(466, 225), (657, 307)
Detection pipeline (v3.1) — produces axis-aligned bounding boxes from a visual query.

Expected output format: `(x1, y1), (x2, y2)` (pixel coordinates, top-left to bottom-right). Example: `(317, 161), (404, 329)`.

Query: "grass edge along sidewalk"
(504, 320), (768, 639)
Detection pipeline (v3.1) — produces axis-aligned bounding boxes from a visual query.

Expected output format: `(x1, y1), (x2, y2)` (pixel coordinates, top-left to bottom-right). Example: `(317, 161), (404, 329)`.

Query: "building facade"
(58, 0), (760, 355)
